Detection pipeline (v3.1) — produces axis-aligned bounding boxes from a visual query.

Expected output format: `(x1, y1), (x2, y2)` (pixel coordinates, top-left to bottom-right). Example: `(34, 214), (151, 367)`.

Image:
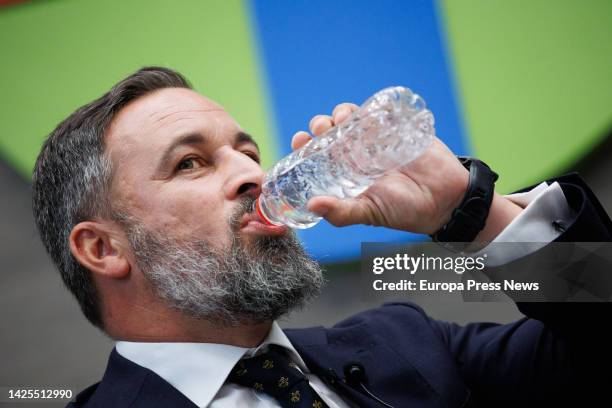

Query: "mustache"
(229, 196), (257, 232)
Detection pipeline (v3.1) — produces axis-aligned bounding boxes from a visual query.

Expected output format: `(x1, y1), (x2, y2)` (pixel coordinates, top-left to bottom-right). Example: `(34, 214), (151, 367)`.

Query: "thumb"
(307, 196), (372, 227)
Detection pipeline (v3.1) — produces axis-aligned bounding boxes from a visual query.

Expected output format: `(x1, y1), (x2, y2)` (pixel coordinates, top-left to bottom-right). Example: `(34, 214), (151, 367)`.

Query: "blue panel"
(249, 0), (469, 261)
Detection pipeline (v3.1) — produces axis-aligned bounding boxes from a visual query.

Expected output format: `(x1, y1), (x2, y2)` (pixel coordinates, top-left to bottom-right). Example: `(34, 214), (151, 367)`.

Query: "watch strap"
(432, 157), (498, 245)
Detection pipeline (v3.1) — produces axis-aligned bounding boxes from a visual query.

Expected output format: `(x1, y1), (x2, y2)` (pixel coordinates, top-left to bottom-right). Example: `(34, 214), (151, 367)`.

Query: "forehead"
(105, 88), (240, 163)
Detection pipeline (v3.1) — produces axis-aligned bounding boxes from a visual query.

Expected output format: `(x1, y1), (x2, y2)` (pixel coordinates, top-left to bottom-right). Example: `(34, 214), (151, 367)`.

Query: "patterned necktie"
(227, 345), (329, 408)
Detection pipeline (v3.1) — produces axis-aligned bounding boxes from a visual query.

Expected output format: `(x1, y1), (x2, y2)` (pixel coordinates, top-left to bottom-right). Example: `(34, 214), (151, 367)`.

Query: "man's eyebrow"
(236, 131), (260, 153)
(156, 131), (260, 172)
(157, 132), (207, 172)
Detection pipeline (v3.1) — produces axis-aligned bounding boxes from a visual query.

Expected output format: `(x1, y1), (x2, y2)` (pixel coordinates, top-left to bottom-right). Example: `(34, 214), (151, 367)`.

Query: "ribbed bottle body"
(258, 87), (435, 229)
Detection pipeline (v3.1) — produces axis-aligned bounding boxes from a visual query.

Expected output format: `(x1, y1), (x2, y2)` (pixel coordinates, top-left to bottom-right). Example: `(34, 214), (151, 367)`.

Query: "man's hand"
(292, 103), (523, 243)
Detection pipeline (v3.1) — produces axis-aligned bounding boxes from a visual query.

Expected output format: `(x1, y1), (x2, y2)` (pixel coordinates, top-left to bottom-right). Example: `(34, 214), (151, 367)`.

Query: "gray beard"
(116, 198), (324, 326)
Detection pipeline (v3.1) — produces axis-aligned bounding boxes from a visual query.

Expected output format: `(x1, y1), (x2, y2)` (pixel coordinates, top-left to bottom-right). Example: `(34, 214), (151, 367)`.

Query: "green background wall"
(441, 0), (612, 191)
(0, 0), (277, 177)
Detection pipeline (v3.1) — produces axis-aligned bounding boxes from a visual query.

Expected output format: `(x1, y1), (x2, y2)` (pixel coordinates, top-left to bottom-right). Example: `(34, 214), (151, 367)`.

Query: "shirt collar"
(115, 321), (308, 407)
(245, 320), (309, 372)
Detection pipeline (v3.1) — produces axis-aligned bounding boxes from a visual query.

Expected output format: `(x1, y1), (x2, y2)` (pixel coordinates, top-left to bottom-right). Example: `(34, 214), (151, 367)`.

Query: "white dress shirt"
(116, 181), (574, 407)
(480, 181), (575, 265)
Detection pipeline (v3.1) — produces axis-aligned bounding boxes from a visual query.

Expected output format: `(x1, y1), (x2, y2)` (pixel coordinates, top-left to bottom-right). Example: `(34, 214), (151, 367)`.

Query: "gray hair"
(117, 197), (324, 326)
(32, 67), (191, 328)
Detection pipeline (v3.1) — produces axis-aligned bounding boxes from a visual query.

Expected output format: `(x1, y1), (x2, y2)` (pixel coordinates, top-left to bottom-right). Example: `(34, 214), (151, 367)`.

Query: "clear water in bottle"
(256, 86), (435, 229)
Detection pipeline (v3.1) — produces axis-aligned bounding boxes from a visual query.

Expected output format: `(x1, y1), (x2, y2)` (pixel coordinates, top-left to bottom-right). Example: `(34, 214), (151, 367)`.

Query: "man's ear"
(69, 221), (130, 279)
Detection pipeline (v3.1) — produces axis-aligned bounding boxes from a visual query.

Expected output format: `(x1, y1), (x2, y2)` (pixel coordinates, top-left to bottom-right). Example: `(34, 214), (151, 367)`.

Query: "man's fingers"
(307, 196), (370, 228)
(332, 103), (359, 125)
(307, 104), (358, 139)
(291, 131), (312, 150)
(309, 115), (334, 136)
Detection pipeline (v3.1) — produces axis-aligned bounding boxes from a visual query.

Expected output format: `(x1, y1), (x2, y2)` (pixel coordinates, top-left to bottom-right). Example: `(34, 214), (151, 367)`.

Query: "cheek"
(147, 183), (231, 235)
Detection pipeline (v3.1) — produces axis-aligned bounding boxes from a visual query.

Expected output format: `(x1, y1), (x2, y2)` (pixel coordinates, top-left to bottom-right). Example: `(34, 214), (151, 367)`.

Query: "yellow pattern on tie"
(235, 362), (248, 377)
(291, 390), (300, 402)
(278, 376), (289, 388)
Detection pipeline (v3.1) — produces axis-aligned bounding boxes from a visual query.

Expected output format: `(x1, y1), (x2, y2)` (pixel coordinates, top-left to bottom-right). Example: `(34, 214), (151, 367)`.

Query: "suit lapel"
(286, 325), (466, 408)
(286, 326), (375, 407)
(86, 349), (198, 408)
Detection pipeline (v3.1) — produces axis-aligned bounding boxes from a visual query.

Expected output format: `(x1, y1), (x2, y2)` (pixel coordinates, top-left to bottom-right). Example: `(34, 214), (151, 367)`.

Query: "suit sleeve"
(429, 173), (612, 406)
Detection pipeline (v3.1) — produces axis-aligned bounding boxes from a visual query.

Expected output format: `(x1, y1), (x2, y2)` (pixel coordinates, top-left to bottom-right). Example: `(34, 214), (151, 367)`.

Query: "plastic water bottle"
(255, 86), (435, 229)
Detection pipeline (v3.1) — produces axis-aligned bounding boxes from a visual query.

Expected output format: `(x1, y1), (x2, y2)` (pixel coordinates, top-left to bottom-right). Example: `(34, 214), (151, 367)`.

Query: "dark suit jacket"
(68, 174), (612, 407)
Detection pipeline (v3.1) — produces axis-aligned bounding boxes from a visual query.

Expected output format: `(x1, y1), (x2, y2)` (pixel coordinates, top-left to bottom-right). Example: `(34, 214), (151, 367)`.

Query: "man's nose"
(221, 149), (265, 200)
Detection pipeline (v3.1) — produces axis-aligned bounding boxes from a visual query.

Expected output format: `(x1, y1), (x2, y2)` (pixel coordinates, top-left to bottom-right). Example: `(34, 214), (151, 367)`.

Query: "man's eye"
(243, 151), (260, 163)
(176, 157), (203, 172)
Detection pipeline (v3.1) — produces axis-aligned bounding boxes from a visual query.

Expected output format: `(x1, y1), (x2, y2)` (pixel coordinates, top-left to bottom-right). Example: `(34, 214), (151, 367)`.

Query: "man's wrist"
(468, 192), (524, 251)
(432, 157), (500, 246)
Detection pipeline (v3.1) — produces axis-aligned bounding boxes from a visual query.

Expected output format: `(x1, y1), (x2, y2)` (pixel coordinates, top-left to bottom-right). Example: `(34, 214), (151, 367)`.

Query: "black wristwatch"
(432, 157), (498, 249)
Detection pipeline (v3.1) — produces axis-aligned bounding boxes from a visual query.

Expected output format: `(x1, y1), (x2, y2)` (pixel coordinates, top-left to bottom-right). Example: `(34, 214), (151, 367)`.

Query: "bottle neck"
(255, 196), (277, 226)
